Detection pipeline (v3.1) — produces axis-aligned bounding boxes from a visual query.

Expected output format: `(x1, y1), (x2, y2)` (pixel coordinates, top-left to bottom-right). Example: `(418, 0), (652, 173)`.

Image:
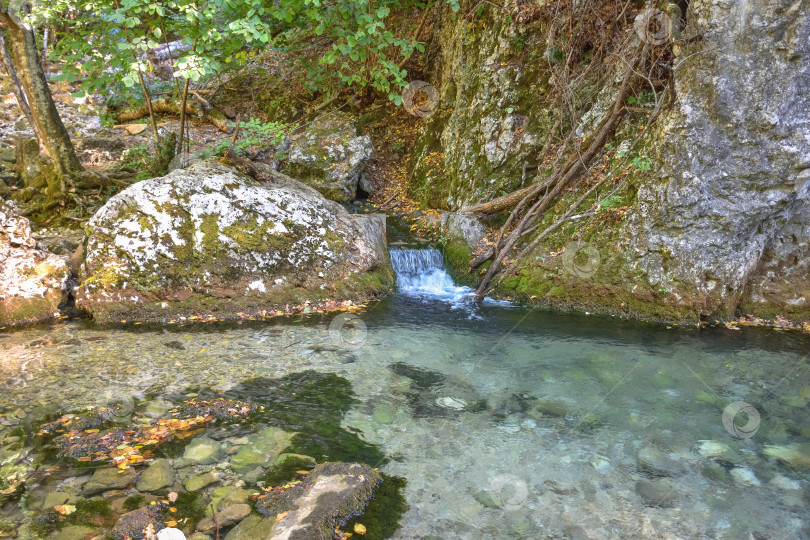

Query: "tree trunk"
(1, 3), (84, 178)
(0, 32), (39, 144)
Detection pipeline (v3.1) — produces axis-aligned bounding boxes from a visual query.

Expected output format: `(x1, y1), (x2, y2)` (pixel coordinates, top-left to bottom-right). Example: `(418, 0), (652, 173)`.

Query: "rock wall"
(409, 2), (553, 209)
(416, 0), (810, 322)
(627, 0), (810, 318)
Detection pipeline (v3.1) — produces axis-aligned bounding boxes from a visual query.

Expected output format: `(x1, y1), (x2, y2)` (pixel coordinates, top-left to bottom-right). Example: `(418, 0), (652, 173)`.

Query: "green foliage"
(546, 45), (564, 63)
(120, 133), (176, 180)
(200, 118), (289, 158)
(510, 33), (527, 51)
(599, 195), (624, 208)
(49, 0), (460, 109)
(627, 91), (656, 105)
(631, 156), (651, 173)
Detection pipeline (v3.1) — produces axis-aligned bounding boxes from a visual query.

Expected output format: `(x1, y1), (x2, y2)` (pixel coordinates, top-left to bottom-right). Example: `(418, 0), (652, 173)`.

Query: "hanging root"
(469, 0), (679, 299)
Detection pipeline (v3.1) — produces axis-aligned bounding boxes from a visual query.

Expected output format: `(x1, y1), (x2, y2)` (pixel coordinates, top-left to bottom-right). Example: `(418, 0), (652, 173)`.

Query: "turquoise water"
(1, 248), (809, 538)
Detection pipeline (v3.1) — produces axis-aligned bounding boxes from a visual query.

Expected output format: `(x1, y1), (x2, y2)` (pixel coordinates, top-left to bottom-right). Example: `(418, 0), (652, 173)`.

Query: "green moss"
(122, 494), (144, 512)
(261, 454), (317, 486)
(440, 239), (476, 287)
(174, 491), (206, 525)
(224, 372), (386, 467)
(31, 498), (115, 537)
(222, 217), (278, 252)
(342, 473), (407, 540)
(200, 214), (221, 254)
(82, 263), (125, 290)
(0, 295), (58, 325)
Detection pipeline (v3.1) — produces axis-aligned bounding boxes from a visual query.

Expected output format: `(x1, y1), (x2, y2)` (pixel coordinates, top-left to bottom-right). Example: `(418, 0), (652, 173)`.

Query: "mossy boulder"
(254, 462), (381, 540)
(284, 112), (372, 202)
(76, 160), (393, 322)
(0, 200), (69, 326)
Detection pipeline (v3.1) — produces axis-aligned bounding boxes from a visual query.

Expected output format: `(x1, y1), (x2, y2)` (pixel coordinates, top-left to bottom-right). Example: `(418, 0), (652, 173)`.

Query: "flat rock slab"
(256, 462), (381, 540)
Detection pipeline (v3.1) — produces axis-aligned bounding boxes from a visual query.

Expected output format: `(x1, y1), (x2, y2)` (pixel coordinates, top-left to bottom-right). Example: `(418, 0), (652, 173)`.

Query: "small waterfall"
(389, 247), (478, 305)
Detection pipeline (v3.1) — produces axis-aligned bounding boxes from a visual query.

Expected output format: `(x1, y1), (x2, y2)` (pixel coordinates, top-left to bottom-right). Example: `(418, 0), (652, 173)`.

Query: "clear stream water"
(1, 246), (809, 539)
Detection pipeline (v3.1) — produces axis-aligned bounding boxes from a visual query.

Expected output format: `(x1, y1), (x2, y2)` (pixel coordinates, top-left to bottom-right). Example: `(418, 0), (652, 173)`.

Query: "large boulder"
(283, 112), (373, 202)
(0, 200), (70, 325)
(76, 160), (393, 322)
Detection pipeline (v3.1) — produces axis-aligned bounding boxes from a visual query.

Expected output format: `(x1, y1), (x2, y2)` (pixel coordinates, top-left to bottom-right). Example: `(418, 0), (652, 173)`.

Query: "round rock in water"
(436, 397), (467, 410)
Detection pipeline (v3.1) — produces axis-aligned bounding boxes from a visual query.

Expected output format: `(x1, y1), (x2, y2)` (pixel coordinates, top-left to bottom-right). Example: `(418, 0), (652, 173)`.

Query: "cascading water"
(390, 247), (474, 303)
(389, 247), (507, 312)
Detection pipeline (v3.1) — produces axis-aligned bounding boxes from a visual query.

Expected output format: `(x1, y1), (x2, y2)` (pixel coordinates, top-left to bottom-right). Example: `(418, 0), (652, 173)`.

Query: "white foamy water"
(389, 247), (508, 311)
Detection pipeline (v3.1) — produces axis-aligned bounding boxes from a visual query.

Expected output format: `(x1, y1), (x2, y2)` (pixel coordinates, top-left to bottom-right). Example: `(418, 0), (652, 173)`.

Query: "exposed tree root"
(471, 40), (657, 299)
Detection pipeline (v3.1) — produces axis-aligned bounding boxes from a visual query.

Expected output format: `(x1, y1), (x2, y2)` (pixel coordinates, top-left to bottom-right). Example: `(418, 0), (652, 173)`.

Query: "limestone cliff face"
(410, 2), (553, 210)
(628, 0), (810, 318)
(419, 0), (810, 321)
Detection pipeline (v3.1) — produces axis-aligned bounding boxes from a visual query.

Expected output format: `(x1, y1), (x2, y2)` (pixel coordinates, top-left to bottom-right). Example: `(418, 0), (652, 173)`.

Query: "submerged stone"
(635, 478), (678, 508)
(182, 438), (223, 466)
(183, 471), (220, 492)
(135, 458), (175, 493)
(110, 503), (170, 540)
(637, 447), (687, 477)
(83, 467), (137, 495)
(763, 444), (810, 470)
(196, 503), (251, 532)
(224, 513), (275, 540)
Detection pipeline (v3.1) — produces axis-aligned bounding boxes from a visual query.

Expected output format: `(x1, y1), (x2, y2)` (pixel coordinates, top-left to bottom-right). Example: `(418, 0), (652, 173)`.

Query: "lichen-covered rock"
(255, 462), (381, 540)
(626, 0), (810, 318)
(409, 4), (547, 210)
(0, 200), (69, 325)
(76, 160), (392, 322)
(441, 212), (486, 249)
(284, 112), (372, 202)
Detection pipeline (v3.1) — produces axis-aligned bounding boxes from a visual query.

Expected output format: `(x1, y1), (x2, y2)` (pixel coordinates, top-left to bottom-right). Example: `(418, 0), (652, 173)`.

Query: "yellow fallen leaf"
(354, 523), (367, 535)
(166, 520), (177, 527)
(296, 470), (309, 475)
(55, 504), (76, 515)
(275, 511), (289, 522)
